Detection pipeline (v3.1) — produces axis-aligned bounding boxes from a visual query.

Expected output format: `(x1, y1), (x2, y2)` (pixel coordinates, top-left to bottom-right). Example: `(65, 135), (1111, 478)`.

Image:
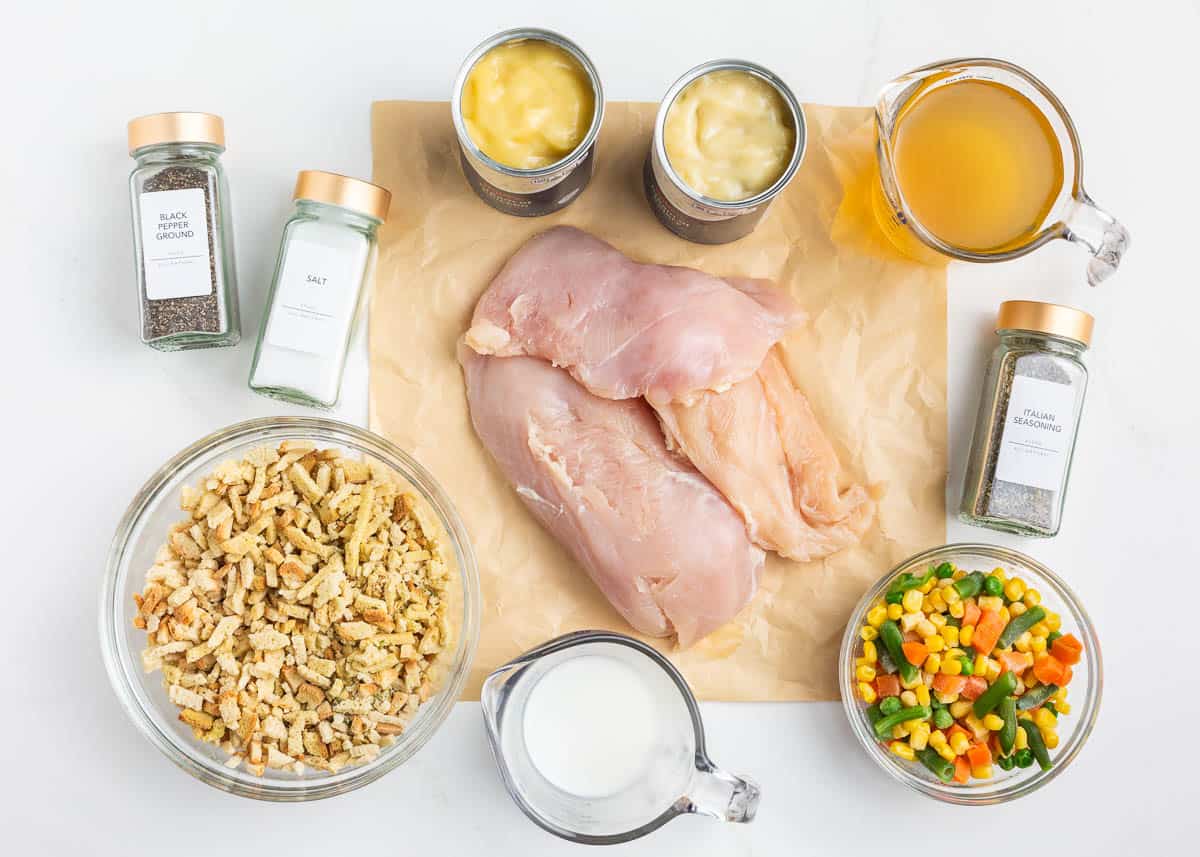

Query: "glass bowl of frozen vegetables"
(839, 543), (1101, 804)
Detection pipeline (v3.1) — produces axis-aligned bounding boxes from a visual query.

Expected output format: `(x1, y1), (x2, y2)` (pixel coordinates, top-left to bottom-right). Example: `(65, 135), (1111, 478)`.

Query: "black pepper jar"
(127, 112), (240, 350)
(960, 301), (1092, 537)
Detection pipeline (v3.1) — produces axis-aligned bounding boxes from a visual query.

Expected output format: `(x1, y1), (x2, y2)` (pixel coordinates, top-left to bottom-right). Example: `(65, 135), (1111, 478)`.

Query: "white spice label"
(994, 375), (1077, 491)
(139, 187), (213, 300)
(266, 240), (361, 357)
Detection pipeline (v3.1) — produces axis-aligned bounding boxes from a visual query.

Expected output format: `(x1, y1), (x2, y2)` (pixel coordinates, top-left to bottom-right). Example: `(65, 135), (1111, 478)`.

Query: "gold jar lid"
(128, 112), (225, 153)
(997, 300), (1094, 346)
(293, 171), (391, 222)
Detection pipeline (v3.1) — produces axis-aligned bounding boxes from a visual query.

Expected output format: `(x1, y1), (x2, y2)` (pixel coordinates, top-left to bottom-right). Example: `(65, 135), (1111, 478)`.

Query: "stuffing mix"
(132, 441), (452, 776)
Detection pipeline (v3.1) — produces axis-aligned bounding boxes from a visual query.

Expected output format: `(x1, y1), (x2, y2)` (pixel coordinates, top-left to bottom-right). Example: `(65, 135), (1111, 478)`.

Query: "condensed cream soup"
(664, 69), (796, 202)
(461, 39), (595, 170)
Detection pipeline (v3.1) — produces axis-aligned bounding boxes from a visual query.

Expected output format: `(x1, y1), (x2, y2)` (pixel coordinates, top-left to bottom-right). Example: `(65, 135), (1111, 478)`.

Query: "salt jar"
(249, 171), (390, 408)
(959, 301), (1092, 537)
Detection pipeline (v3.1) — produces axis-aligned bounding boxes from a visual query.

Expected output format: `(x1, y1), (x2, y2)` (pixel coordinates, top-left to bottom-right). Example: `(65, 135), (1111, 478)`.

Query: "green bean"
(1025, 720), (1053, 771)
(933, 708), (954, 730)
(972, 670), (1018, 718)
(952, 572), (986, 599)
(879, 620), (917, 683)
(998, 696), (1018, 755)
(886, 568), (934, 600)
(1044, 701), (1059, 717)
(1046, 630), (1063, 645)
(996, 606), (1047, 649)
(879, 696), (901, 716)
(918, 747), (956, 782)
(872, 705), (932, 741)
(1016, 683), (1058, 710)
(933, 562), (955, 579)
(865, 704), (883, 727)
(885, 590), (904, 605)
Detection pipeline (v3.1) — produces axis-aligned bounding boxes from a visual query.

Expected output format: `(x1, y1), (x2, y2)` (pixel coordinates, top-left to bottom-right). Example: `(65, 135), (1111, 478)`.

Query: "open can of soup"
(645, 59), (806, 244)
(452, 28), (605, 217)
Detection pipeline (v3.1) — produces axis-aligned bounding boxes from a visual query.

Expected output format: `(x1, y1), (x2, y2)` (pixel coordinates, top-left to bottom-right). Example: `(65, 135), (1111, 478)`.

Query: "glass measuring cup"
(480, 631), (760, 845)
(872, 58), (1129, 285)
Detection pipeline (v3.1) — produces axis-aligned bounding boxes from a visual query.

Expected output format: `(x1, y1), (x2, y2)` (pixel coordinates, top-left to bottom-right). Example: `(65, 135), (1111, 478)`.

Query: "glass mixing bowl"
(100, 417), (480, 801)
(839, 544), (1101, 804)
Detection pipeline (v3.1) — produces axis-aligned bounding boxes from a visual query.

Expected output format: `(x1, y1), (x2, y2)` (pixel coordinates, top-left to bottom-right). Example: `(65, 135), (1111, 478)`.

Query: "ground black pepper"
(138, 165), (222, 340)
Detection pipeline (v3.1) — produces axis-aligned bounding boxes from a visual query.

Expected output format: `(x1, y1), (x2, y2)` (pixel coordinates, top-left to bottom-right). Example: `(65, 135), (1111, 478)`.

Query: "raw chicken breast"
(655, 348), (876, 562)
(459, 344), (764, 647)
(464, 226), (804, 405)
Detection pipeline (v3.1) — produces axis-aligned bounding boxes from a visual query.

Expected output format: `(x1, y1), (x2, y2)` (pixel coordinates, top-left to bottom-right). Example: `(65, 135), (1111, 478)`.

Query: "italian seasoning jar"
(959, 301), (1093, 537)
(127, 112), (240, 350)
(248, 171), (391, 409)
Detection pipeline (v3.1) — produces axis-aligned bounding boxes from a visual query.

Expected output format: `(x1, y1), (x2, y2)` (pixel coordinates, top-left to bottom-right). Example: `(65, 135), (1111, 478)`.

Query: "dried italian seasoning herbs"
(959, 302), (1092, 538)
(128, 112), (240, 351)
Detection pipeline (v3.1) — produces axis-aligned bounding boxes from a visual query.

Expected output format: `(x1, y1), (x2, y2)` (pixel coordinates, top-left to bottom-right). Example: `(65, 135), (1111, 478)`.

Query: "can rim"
(451, 27), (605, 179)
(652, 59), (807, 211)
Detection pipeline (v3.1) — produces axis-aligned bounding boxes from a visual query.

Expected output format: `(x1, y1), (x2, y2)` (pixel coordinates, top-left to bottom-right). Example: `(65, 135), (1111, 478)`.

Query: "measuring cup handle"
(682, 766), (761, 824)
(1064, 193), (1130, 286)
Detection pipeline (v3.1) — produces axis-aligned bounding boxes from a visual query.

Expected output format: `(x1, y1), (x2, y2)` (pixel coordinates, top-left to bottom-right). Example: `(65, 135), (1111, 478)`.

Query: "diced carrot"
(875, 674), (901, 697)
(972, 608), (1005, 654)
(960, 676), (989, 700)
(931, 673), (967, 695)
(965, 742), (992, 768)
(1050, 633), (1083, 666)
(953, 756), (970, 784)
(1060, 664), (1074, 686)
(997, 650), (1033, 675)
(1032, 654), (1067, 685)
(901, 641), (929, 665)
(962, 600), (981, 627)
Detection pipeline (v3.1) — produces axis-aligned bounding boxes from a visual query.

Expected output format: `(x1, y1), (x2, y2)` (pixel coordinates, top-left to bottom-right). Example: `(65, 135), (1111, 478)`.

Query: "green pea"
(1047, 630), (1063, 645)
(934, 562), (955, 579)
(997, 754), (1016, 771)
(932, 708), (954, 730)
(1014, 748), (1034, 768)
(879, 696), (901, 716)
(959, 655), (974, 676)
(984, 575), (1004, 597)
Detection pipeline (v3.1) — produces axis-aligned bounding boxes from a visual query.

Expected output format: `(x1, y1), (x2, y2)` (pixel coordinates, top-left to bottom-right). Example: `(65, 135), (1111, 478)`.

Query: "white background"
(2, 1), (1198, 853)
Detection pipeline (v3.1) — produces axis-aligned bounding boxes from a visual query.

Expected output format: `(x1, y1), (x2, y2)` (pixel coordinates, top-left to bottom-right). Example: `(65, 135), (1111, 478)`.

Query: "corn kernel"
(929, 611), (947, 627)
(949, 732), (971, 755)
(1014, 631), (1033, 653)
(998, 606), (1011, 624)
(892, 723), (909, 739)
(979, 595), (1004, 612)
(866, 605), (888, 628)
(1057, 701), (1072, 715)
(990, 567), (1007, 582)
(915, 684), (931, 707)
(938, 745), (957, 763)
(858, 681), (877, 704)
(901, 672), (924, 690)
(1054, 687), (1068, 704)
(952, 570), (966, 580)
(856, 664), (877, 682)
(985, 660), (1002, 682)
(949, 600), (965, 619)
(1024, 589), (1042, 608)
(929, 730), (948, 750)
(943, 587), (962, 606)
(890, 741), (916, 761)
(1024, 673), (1039, 688)
(974, 654), (988, 675)
(945, 647), (966, 660)
(916, 619), (937, 639)
(909, 722), (931, 751)
(855, 656), (872, 668)
(1034, 708), (1057, 731)
(919, 577), (936, 594)
(1030, 622), (1050, 638)
(863, 640), (878, 663)
(860, 625), (878, 642)
(942, 626), (960, 647)
(887, 603), (903, 621)
(983, 713), (1005, 731)
(960, 624), (975, 647)
(941, 658), (962, 676)
(924, 653), (942, 674)
(972, 764), (993, 780)
(1044, 730), (1060, 749)
(1013, 678), (1026, 696)
(1004, 578), (1026, 601)
(1010, 602), (1027, 617)
(935, 691), (958, 705)
(900, 612), (924, 633)
(901, 589), (923, 613)
(1018, 711), (1033, 722)
(964, 713), (987, 733)
(924, 635), (945, 654)
(1014, 726), (1028, 750)
(949, 700), (972, 719)
(1044, 611), (1062, 632)
(900, 690), (918, 707)
(1030, 636), (1047, 654)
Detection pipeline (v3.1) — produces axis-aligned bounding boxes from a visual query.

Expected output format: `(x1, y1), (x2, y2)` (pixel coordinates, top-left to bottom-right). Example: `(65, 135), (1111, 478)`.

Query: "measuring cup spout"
(681, 765), (761, 824)
(1063, 192), (1130, 286)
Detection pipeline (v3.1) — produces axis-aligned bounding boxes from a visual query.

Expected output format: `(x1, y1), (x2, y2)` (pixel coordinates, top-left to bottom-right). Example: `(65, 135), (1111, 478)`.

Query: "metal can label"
(643, 156), (764, 244)
(459, 146), (595, 218)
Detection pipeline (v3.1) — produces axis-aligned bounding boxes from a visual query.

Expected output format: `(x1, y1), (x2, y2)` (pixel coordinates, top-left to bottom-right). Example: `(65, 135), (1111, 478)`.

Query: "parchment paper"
(369, 101), (946, 701)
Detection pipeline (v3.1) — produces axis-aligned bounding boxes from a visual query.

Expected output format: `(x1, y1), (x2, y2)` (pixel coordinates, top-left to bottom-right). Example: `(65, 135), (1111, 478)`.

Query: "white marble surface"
(3, 1), (1198, 853)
